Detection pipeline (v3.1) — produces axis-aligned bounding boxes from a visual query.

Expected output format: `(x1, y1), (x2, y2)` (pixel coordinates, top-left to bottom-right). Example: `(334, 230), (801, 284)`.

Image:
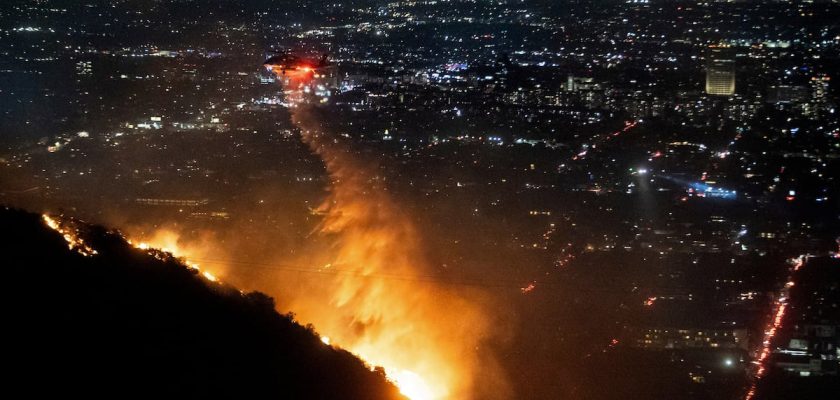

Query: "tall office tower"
(809, 74), (831, 118)
(705, 46), (736, 96)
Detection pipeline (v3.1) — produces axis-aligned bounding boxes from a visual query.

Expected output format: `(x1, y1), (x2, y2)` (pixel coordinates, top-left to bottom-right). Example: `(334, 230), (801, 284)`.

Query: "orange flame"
(287, 106), (509, 399)
(106, 85), (509, 399)
(42, 214), (98, 257)
(125, 229), (225, 286)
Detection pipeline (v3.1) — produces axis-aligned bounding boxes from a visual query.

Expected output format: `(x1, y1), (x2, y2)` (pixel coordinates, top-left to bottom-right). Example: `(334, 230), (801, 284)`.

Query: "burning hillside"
(1, 207), (406, 399)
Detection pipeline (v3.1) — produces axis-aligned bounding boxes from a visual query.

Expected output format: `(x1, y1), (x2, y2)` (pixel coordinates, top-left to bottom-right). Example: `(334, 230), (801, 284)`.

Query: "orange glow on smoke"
(285, 106), (508, 400)
(100, 84), (508, 399)
(42, 215), (222, 287)
(114, 208), (492, 399)
(124, 230), (224, 286)
(110, 108), (508, 398)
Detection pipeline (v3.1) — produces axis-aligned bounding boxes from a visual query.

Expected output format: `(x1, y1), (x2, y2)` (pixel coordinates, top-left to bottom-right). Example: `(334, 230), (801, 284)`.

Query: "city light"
(744, 255), (807, 400)
(5, 2), (840, 399)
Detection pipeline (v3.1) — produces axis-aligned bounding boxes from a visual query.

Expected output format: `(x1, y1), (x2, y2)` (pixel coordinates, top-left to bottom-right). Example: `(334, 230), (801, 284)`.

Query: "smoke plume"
(281, 105), (510, 399)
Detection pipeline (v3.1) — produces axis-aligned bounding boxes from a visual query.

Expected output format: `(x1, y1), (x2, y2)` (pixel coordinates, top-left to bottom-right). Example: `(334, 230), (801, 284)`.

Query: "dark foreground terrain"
(0, 207), (404, 399)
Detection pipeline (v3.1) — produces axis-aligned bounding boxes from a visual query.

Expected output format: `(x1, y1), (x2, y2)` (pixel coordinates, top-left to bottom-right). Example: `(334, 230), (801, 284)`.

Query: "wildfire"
(125, 236), (223, 286)
(201, 270), (219, 282)
(285, 106), (505, 400)
(42, 214), (98, 257)
(44, 213), (223, 288)
(392, 370), (434, 400)
(82, 78), (505, 399)
(119, 221), (455, 399)
(44, 200), (474, 400)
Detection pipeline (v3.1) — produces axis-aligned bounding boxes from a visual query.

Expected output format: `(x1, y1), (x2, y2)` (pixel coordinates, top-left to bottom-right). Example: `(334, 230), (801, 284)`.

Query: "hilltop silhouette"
(1, 207), (406, 399)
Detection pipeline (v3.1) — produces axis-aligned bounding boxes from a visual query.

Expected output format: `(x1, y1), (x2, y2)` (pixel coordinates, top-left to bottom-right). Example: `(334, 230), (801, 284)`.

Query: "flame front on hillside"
(287, 106), (508, 400)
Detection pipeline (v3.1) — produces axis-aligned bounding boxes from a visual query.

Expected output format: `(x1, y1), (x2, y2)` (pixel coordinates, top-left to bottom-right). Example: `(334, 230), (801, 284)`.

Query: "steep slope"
(0, 207), (406, 399)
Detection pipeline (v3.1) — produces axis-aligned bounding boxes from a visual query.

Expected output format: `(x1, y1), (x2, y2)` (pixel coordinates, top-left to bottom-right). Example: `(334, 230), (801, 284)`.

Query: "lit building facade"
(705, 47), (736, 96)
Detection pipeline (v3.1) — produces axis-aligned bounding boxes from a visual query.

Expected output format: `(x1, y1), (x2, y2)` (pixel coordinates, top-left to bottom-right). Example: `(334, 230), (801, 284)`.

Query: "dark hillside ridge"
(1, 207), (405, 399)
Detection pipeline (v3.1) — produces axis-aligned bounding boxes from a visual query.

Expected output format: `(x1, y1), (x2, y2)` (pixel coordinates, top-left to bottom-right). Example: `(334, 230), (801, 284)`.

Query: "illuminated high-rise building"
(705, 46), (736, 96)
(808, 74), (831, 118)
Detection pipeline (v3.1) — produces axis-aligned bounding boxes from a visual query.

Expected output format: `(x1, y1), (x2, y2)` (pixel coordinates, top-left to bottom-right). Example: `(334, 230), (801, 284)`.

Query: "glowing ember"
(202, 271), (218, 282)
(126, 232), (223, 285)
(42, 214), (98, 257)
(391, 370), (434, 400)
